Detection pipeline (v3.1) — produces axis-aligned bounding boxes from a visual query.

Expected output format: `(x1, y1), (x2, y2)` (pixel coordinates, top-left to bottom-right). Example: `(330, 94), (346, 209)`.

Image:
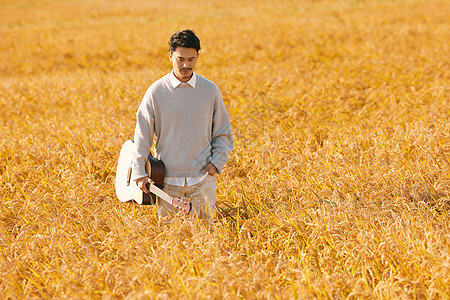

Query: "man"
(131, 29), (233, 220)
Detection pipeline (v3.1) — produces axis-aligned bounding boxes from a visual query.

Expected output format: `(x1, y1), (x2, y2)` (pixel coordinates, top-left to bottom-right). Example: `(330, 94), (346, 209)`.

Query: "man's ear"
(168, 51), (173, 62)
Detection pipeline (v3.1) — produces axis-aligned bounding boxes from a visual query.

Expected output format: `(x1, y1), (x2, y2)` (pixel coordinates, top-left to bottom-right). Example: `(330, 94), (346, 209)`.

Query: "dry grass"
(1, 0), (449, 298)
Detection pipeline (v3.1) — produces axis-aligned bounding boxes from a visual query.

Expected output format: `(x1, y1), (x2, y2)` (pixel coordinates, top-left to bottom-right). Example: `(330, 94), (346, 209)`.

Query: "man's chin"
(174, 71), (193, 82)
(181, 73), (193, 80)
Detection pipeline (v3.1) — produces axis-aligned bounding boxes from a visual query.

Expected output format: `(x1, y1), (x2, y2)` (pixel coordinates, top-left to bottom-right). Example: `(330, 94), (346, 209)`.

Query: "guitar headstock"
(172, 197), (191, 215)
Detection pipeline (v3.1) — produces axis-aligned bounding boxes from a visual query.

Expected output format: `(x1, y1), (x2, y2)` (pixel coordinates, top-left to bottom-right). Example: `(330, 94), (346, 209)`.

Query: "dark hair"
(168, 29), (201, 53)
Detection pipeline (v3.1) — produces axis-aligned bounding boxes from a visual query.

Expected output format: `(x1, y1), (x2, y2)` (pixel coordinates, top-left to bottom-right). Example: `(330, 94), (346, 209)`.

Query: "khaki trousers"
(158, 175), (216, 220)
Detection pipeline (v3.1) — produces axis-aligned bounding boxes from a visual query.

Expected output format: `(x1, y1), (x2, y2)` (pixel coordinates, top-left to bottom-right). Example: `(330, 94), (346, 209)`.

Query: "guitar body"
(115, 140), (164, 205)
(115, 140), (191, 214)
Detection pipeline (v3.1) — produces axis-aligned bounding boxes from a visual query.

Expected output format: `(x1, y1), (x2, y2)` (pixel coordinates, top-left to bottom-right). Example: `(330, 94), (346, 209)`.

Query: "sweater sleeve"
(131, 89), (155, 180)
(208, 87), (233, 174)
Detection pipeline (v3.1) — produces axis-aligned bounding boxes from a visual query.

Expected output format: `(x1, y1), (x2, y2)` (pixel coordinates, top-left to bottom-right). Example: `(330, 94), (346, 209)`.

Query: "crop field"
(0, 0), (449, 298)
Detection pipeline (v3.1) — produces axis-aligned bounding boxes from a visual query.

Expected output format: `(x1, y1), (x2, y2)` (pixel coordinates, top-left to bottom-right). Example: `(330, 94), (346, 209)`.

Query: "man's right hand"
(135, 176), (154, 194)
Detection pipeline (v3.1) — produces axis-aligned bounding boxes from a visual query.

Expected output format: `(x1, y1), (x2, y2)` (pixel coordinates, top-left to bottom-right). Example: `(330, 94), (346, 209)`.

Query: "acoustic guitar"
(115, 140), (191, 214)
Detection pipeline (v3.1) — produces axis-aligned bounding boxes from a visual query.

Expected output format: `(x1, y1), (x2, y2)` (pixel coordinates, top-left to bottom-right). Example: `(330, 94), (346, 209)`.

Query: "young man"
(131, 29), (233, 220)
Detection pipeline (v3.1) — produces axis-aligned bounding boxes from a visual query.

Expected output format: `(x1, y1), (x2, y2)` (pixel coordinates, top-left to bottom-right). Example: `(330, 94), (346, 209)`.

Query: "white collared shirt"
(164, 71), (208, 187)
(169, 70), (197, 88)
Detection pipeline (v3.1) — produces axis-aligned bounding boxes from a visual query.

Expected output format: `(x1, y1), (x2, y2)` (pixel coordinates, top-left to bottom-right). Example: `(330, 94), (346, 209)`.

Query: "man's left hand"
(203, 162), (217, 176)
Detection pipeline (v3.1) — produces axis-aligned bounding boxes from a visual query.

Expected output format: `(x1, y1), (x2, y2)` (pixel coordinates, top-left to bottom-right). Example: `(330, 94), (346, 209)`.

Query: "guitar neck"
(148, 183), (173, 205)
(146, 182), (191, 215)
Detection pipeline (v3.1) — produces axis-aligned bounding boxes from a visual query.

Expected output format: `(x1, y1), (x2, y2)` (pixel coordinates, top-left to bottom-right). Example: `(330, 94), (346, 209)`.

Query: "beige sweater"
(131, 72), (233, 180)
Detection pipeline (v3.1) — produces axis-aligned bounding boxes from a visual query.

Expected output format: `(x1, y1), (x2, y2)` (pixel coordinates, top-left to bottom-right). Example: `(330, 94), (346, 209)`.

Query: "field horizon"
(1, 0), (449, 298)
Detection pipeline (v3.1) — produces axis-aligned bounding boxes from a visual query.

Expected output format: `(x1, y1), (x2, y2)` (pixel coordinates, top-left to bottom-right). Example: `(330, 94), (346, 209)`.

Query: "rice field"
(0, 0), (449, 298)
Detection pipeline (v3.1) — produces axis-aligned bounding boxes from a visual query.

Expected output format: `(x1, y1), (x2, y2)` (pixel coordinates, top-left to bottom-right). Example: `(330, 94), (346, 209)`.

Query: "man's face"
(169, 47), (199, 82)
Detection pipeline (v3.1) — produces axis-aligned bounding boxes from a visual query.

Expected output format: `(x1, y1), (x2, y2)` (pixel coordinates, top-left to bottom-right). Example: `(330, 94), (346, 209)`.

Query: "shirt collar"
(169, 71), (197, 88)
